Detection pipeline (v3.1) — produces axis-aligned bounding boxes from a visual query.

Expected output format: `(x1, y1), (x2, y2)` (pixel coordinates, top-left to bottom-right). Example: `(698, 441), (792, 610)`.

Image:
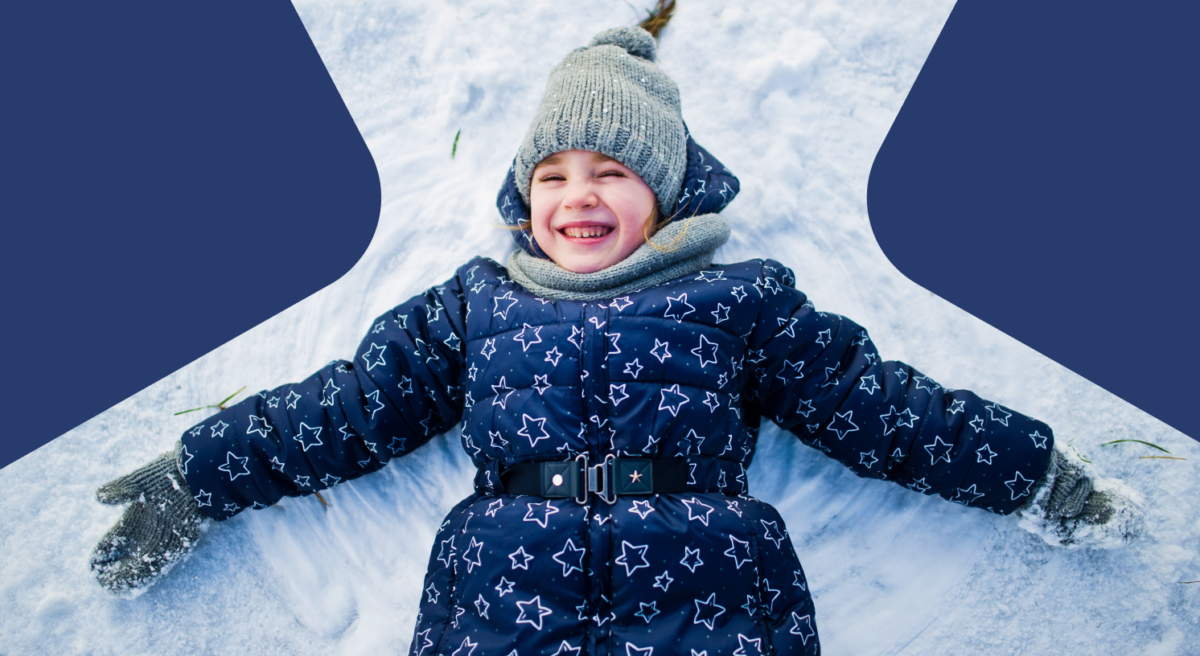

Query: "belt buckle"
(587, 454), (617, 505)
(572, 453), (590, 505)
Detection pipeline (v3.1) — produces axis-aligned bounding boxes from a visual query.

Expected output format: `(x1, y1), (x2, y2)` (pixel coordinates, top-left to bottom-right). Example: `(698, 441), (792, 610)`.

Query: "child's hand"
(90, 442), (207, 595)
(1015, 443), (1145, 549)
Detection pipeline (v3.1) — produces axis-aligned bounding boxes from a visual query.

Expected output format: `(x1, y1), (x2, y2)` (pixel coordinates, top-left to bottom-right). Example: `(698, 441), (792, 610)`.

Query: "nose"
(562, 179), (599, 211)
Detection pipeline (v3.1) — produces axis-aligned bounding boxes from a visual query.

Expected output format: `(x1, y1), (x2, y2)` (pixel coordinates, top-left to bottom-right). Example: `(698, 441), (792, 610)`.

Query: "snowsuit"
(180, 255), (1054, 656)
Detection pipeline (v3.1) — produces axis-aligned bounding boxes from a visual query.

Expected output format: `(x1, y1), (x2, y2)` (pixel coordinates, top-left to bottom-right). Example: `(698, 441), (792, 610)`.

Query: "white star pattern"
(545, 346), (563, 366)
(218, 451), (249, 481)
(691, 334), (719, 368)
(523, 499), (559, 528)
(976, 443), (998, 464)
(680, 546), (704, 572)
(1005, 471), (1036, 500)
(552, 539), (586, 577)
(789, 613), (816, 645)
(681, 497), (715, 526)
(733, 634), (763, 656)
(194, 489), (212, 507)
(859, 449), (879, 469)
(493, 291), (518, 319)
(760, 520), (786, 549)
(365, 390), (386, 420)
(292, 422), (323, 452)
(986, 402), (1012, 426)
(650, 339), (671, 363)
(692, 592), (725, 630)
(509, 546), (535, 570)
(320, 378), (341, 406)
(629, 499), (656, 520)
(1029, 430), (1049, 449)
(491, 376), (516, 409)
(664, 293), (696, 322)
(635, 601), (660, 624)
(361, 343), (387, 371)
(858, 375), (880, 395)
(653, 570), (674, 592)
(828, 410), (859, 440)
(924, 436), (954, 465)
(615, 541), (650, 576)
(658, 384), (690, 416)
(515, 596), (552, 631)
(953, 484), (985, 505)
(724, 536), (753, 569)
(246, 415), (272, 438)
(513, 324), (543, 351)
(518, 414), (550, 447)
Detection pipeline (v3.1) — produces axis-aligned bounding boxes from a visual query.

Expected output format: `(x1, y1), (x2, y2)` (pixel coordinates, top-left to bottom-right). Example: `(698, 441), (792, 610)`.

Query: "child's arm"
(177, 265), (471, 518)
(90, 259), (476, 592)
(744, 259), (1052, 515)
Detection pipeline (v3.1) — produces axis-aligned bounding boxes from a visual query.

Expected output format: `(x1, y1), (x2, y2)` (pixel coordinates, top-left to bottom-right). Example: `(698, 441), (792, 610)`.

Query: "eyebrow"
(536, 152), (620, 168)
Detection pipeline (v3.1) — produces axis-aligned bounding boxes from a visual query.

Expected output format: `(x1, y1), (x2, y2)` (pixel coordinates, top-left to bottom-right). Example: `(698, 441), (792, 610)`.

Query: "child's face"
(529, 150), (657, 274)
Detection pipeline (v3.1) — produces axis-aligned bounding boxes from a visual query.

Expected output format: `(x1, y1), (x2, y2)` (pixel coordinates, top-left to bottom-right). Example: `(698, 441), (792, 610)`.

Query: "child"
(90, 26), (1144, 656)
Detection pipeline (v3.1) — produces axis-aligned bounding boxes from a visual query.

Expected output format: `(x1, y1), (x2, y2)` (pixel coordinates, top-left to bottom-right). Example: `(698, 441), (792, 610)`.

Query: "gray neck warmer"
(506, 213), (731, 301)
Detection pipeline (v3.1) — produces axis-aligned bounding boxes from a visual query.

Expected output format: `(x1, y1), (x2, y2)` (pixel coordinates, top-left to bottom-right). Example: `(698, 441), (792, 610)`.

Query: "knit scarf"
(506, 213), (731, 301)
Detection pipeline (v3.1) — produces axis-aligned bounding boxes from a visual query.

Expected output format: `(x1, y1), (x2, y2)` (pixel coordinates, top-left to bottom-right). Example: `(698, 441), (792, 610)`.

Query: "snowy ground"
(2, 0), (1197, 654)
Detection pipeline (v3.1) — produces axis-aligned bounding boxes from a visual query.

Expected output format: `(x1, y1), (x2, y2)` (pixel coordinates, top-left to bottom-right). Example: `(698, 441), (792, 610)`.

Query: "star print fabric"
(180, 254), (1051, 656)
(743, 267), (1055, 515)
(179, 280), (468, 517)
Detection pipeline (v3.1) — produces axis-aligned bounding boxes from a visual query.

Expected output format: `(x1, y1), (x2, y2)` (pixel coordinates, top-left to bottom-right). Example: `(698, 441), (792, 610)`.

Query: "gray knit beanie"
(515, 26), (688, 219)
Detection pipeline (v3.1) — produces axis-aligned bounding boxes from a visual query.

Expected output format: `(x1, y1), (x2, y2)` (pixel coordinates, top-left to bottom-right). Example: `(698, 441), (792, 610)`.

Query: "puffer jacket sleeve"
(178, 261), (474, 520)
(744, 259), (1053, 514)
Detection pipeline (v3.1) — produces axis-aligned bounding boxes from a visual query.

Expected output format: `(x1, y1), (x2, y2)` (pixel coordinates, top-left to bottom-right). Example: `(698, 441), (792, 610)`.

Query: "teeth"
(564, 226), (611, 238)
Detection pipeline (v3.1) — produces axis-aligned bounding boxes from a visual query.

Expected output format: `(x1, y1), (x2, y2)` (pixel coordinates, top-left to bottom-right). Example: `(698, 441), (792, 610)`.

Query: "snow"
(2, 0), (1197, 654)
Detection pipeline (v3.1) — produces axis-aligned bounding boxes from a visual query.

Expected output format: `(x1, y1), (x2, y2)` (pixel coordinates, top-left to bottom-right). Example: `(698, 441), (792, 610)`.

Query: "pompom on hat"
(513, 26), (688, 220)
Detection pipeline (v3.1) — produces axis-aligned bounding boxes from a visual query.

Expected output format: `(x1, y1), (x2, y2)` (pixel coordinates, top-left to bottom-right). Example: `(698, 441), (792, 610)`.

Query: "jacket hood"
(496, 125), (741, 258)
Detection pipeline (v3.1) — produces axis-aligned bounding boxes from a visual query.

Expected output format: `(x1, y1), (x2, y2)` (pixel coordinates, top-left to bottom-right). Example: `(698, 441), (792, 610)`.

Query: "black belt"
(500, 455), (688, 504)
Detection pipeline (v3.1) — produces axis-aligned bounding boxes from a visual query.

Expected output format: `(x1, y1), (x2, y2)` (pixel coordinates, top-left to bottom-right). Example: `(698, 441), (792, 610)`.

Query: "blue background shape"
(869, 0), (1198, 443)
(0, 1), (380, 469)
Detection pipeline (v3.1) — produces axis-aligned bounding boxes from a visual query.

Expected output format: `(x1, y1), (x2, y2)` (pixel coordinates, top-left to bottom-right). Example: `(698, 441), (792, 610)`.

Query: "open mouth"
(561, 226), (614, 239)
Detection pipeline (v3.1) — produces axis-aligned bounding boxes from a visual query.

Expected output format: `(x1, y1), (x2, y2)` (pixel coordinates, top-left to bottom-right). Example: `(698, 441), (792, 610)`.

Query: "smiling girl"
(91, 26), (1143, 656)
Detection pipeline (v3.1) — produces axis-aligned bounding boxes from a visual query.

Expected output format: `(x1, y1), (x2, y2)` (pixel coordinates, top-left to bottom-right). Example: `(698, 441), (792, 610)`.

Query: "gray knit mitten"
(1015, 443), (1145, 549)
(90, 442), (207, 594)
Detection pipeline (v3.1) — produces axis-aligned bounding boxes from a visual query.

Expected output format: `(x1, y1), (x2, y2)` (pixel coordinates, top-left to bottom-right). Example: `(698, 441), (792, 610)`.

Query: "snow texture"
(2, 0), (1197, 654)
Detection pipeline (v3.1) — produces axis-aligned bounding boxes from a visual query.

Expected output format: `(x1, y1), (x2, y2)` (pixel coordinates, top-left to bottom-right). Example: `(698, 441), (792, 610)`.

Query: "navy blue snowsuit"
(179, 140), (1054, 656)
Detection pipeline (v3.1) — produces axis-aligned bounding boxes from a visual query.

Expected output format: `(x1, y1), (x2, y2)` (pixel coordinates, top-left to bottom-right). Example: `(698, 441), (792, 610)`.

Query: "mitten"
(90, 441), (208, 594)
(1015, 443), (1145, 549)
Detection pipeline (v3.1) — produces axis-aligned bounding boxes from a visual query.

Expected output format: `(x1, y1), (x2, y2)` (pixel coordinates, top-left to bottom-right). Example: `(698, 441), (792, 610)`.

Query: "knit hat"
(514, 26), (687, 219)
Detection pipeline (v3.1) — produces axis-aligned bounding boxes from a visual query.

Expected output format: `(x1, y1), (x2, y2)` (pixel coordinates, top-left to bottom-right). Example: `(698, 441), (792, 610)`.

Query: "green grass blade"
(1100, 439), (1171, 454)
